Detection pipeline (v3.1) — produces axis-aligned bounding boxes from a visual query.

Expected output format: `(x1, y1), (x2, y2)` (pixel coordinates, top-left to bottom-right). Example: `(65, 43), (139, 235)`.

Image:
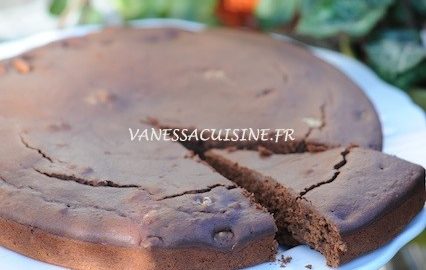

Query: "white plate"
(0, 19), (425, 270)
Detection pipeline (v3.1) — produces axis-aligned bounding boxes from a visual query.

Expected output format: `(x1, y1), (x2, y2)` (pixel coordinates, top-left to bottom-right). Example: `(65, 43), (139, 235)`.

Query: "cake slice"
(205, 147), (426, 267)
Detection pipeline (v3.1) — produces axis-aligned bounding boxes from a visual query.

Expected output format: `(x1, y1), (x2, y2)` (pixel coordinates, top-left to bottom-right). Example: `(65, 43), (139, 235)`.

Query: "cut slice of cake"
(206, 147), (426, 267)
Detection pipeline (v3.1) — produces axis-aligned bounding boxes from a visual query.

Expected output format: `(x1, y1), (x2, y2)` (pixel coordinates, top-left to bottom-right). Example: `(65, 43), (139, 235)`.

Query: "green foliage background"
(49, 0), (426, 111)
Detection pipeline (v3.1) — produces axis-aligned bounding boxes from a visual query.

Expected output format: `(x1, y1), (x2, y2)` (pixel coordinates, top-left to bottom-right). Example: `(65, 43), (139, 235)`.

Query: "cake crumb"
(184, 150), (196, 159)
(12, 58), (31, 74)
(61, 37), (86, 48)
(195, 196), (213, 206)
(256, 88), (274, 97)
(302, 117), (322, 128)
(226, 146), (238, 153)
(257, 146), (272, 157)
(46, 122), (71, 132)
(305, 264), (313, 269)
(144, 116), (160, 126)
(203, 69), (227, 80)
(85, 89), (117, 105)
(278, 255), (292, 267)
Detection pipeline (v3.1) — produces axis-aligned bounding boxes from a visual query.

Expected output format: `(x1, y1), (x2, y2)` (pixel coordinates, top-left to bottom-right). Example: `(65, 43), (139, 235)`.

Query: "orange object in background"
(217, 0), (259, 27)
(223, 0), (259, 13)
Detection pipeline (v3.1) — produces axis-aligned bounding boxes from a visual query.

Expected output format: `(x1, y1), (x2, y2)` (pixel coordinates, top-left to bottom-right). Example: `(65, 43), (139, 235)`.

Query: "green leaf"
(365, 29), (426, 89)
(113, 0), (218, 23)
(408, 89), (426, 111)
(411, 0), (426, 16)
(255, 0), (300, 29)
(150, 0), (172, 17)
(297, 0), (394, 38)
(168, 0), (218, 23)
(79, 4), (104, 25)
(49, 0), (68, 16)
(388, 0), (414, 26)
(114, 0), (152, 20)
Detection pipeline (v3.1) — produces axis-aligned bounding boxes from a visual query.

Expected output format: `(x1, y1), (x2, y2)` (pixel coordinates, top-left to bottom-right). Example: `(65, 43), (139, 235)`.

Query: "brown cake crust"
(339, 181), (424, 263)
(205, 147), (425, 266)
(0, 217), (276, 270)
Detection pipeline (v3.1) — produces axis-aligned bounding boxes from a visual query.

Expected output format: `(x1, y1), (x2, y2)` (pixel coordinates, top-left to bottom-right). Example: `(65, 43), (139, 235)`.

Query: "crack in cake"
(0, 121), (277, 270)
(205, 147), (425, 266)
(0, 27), (424, 269)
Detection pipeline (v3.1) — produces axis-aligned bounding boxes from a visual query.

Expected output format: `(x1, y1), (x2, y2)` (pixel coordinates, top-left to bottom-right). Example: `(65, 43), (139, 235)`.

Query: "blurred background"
(0, 0), (425, 269)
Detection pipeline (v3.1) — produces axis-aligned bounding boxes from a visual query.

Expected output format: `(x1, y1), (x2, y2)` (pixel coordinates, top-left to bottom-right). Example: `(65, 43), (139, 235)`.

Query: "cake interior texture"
(205, 150), (346, 266)
(205, 147), (426, 267)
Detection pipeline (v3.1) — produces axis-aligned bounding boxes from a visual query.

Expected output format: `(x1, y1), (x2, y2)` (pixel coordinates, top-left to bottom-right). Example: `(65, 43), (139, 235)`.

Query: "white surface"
(0, 0), (57, 40)
(0, 19), (425, 270)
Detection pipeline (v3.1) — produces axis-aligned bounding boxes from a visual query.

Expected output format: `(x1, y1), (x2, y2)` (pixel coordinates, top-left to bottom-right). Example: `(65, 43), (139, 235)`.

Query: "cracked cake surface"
(0, 119), (277, 269)
(205, 147), (426, 266)
(0, 27), (421, 270)
(0, 27), (382, 153)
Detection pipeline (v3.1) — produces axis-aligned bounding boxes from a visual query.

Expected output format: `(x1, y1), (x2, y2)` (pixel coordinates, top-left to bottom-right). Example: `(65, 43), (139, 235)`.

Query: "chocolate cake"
(206, 147), (426, 266)
(0, 27), (423, 269)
